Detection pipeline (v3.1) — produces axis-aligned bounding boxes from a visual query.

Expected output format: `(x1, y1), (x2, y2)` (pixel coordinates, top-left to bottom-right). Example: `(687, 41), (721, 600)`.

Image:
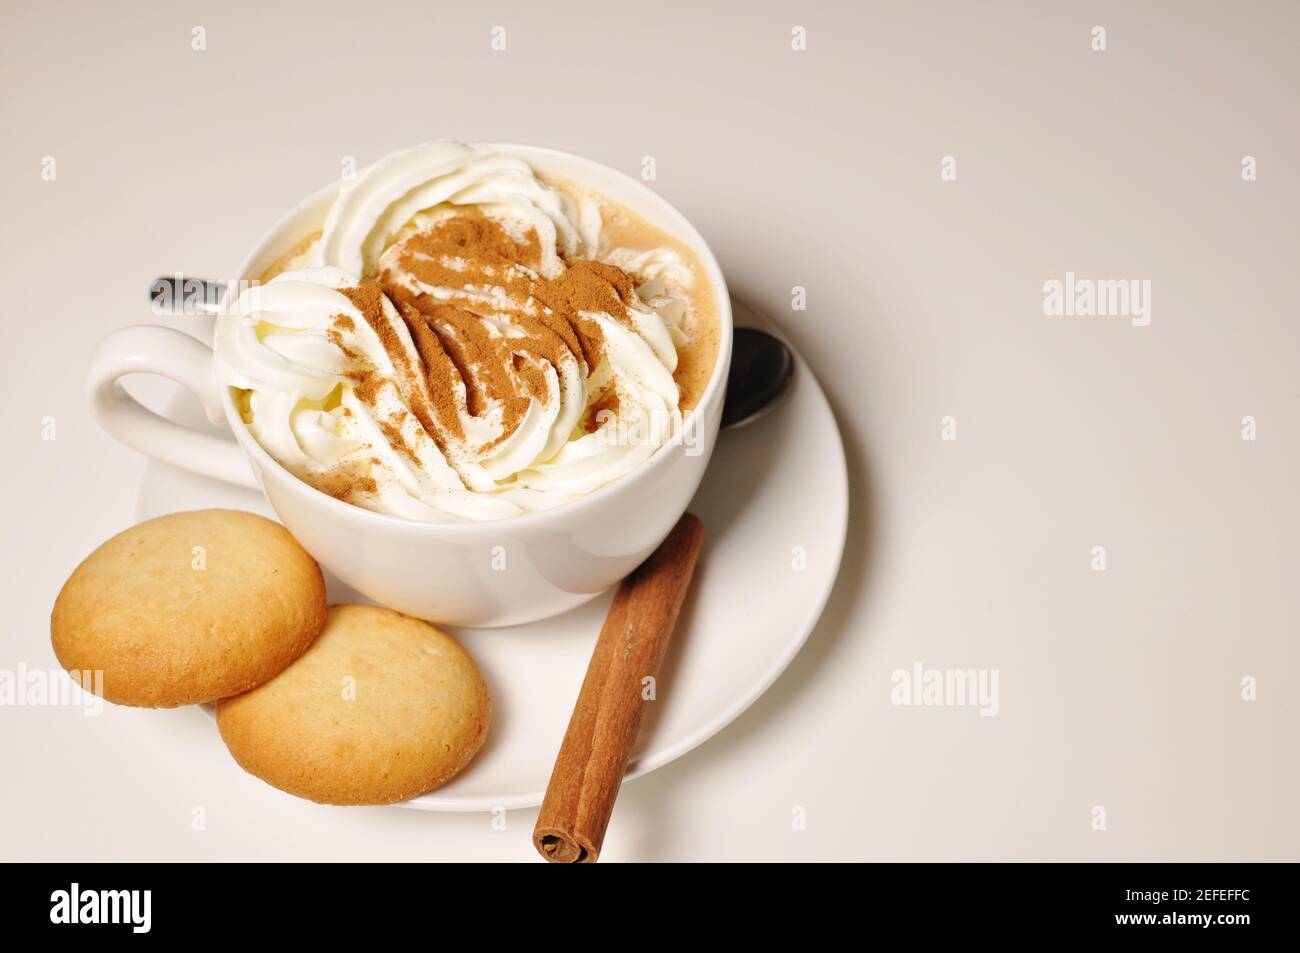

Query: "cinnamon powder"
(374, 213), (644, 454)
(325, 211), (656, 489)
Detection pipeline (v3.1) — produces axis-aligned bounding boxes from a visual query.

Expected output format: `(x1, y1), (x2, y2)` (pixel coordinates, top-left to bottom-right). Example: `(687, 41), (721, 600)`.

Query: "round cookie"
(217, 604), (490, 805)
(51, 509), (326, 708)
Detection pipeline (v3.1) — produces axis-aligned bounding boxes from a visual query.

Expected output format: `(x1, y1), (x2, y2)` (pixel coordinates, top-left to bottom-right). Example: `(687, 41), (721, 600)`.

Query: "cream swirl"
(216, 142), (697, 521)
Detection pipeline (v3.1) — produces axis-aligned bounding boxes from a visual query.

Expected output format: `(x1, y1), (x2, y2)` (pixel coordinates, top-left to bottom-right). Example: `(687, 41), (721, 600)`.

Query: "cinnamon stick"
(532, 512), (705, 863)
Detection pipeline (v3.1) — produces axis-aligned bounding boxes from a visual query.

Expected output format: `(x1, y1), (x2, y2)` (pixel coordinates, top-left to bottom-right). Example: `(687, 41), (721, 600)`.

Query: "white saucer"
(136, 299), (848, 812)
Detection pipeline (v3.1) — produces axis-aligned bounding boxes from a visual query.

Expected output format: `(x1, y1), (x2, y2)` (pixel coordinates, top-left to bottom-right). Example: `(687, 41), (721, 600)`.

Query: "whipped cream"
(216, 141), (701, 522)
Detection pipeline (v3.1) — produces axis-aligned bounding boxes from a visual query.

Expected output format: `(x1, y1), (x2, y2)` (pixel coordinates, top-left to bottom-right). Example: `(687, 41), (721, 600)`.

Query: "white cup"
(88, 145), (733, 627)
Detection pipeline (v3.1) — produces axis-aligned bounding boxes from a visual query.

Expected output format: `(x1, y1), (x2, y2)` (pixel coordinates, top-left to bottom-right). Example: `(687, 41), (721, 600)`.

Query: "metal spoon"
(149, 277), (794, 430)
(721, 325), (794, 429)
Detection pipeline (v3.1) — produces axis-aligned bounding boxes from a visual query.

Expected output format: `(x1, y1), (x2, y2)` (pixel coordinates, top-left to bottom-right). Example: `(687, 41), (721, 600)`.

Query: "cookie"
(51, 509), (326, 708)
(216, 604), (491, 805)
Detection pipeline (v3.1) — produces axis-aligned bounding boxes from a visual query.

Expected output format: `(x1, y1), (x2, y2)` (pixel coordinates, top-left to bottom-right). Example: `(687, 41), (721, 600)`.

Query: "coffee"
(218, 141), (718, 523)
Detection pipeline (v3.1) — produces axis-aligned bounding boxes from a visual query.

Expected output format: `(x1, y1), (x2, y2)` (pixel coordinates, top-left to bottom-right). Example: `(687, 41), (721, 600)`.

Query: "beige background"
(2, 0), (1296, 861)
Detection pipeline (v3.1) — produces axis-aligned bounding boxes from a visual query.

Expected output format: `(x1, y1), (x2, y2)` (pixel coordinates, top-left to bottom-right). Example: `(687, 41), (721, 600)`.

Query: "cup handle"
(87, 325), (259, 489)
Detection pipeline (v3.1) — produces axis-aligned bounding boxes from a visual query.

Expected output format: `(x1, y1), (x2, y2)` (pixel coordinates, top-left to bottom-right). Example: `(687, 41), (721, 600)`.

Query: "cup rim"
(218, 142), (733, 535)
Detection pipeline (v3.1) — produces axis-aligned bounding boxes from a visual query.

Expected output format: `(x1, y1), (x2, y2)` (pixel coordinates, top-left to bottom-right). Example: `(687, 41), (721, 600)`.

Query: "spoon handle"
(533, 513), (705, 863)
(149, 274), (228, 315)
